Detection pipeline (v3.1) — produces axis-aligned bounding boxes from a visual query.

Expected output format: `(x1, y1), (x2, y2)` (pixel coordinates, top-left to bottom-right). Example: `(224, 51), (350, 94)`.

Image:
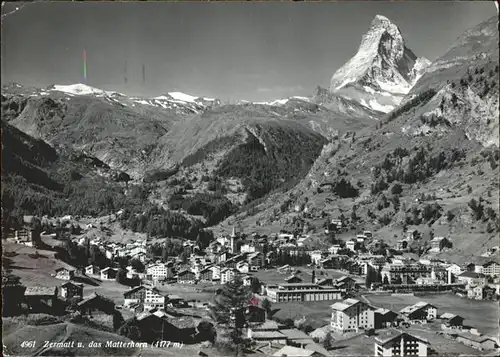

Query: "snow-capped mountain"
(44, 83), (220, 114)
(253, 96), (312, 106)
(329, 15), (431, 113)
(49, 83), (125, 98)
(313, 86), (384, 120)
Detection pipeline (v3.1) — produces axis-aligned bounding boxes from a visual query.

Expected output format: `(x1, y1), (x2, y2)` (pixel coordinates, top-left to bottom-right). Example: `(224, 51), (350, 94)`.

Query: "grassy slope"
(6, 93), (176, 177)
(409, 15), (498, 97)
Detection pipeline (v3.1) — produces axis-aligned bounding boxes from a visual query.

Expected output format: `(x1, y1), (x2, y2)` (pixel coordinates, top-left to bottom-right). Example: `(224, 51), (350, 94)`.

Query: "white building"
(328, 245), (341, 254)
(146, 263), (169, 281)
(474, 260), (500, 277)
(240, 243), (257, 254)
(144, 288), (167, 310)
(310, 251), (324, 265)
(374, 329), (429, 356)
(330, 298), (375, 334)
(346, 241), (356, 252)
(457, 272), (488, 287)
(237, 261), (250, 273)
(210, 265), (221, 280)
(446, 264), (464, 276)
(129, 246), (147, 257)
(220, 268), (238, 284)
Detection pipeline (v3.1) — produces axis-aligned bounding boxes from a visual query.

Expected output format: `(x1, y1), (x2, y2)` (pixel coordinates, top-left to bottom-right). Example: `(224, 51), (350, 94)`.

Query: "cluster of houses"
(7, 215), (500, 357)
(21, 281), (115, 318)
(79, 237), (148, 262)
(328, 297), (498, 354)
(243, 294), (498, 356)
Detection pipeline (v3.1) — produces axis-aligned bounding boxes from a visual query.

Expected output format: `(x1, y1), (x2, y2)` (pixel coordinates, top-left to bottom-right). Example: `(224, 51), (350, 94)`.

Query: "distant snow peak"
(252, 96), (311, 106)
(50, 83), (124, 97)
(165, 92), (198, 103)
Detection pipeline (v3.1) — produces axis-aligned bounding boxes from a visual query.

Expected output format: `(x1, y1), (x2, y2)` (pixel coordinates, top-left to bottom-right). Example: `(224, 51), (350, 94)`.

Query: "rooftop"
(431, 236), (446, 241)
(330, 298), (361, 311)
(279, 283), (318, 288)
(55, 267), (75, 272)
(273, 345), (315, 357)
(123, 285), (146, 297)
(25, 286), (57, 296)
(459, 271), (486, 278)
(251, 331), (287, 340)
(440, 312), (462, 320)
(78, 292), (101, 306)
(400, 301), (435, 315)
(100, 267), (118, 272)
(457, 332), (497, 343)
(280, 328), (312, 340)
(137, 312), (155, 321)
(375, 329), (429, 346)
(252, 320), (280, 331)
(375, 308), (396, 315)
(61, 282), (83, 288)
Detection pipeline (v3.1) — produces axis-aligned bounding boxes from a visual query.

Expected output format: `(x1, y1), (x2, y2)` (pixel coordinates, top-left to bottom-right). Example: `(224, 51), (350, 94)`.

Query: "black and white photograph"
(1, 1), (499, 356)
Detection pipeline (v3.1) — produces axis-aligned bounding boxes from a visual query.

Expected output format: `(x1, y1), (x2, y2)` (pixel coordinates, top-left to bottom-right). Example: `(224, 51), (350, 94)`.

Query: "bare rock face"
(329, 15), (430, 113)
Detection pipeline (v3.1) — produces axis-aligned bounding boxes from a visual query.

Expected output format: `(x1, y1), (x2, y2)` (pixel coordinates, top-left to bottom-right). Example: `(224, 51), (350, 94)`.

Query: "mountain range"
(2, 15), (499, 260)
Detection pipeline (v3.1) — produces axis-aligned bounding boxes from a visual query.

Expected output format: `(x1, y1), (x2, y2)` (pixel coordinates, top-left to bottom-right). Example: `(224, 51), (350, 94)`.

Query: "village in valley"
(2, 213), (499, 357)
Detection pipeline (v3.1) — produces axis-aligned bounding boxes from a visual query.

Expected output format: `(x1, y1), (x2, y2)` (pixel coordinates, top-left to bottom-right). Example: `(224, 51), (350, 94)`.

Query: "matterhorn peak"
(370, 14), (396, 29)
(328, 15), (430, 113)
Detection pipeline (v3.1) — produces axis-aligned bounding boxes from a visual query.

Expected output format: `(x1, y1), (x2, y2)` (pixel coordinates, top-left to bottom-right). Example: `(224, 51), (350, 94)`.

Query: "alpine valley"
(2, 14), (499, 264)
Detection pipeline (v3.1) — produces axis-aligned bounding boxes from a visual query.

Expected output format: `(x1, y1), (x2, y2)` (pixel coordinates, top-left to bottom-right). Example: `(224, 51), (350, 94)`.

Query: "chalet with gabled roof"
(374, 308), (399, 329)
(24, 286), (58, 313)
(54, 267), (75, 281)
(60, 282), (83, 300)
(77, 293), (115, 316)
(440, 312), (464, 329)
(85, 265), (100, 276)
(221, 267), (239, 284)
(374, 329), (429, 356)
(100, 267), (118, 281)
(335, 276), (356, 291)
(176, 270), (196, 284)
(123, 285), (146, 307)
(247, 320), (287, 344)
(399, 302), (437, 323)
(237, 260), (250, 273)
(247, 252), (264, 270)
(285, 275), (303, 284)
(457, 271), (487, 286)
(315, 278), (334, 287)
(199, 267), (214, 282)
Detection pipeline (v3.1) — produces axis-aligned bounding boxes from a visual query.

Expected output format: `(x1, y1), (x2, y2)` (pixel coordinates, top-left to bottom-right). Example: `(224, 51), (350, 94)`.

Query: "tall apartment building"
(330, 298), (375, 334)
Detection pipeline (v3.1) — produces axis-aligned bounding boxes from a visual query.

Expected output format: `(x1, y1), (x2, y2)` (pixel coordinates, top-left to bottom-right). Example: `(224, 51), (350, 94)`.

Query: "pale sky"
(1, 1), (495, 101)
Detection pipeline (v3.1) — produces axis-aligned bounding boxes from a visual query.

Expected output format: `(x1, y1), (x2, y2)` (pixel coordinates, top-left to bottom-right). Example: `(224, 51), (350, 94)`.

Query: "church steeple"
(230, 225), (238, 254)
